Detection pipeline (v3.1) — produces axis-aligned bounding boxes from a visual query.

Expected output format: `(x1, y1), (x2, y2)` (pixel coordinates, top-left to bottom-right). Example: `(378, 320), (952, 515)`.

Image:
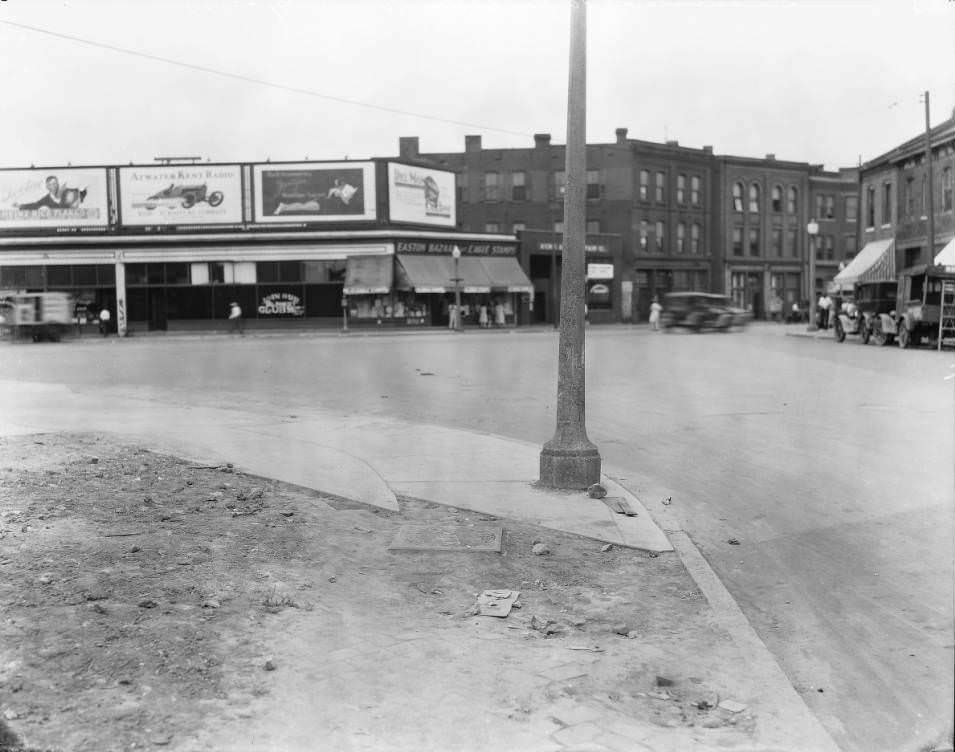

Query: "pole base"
(539, 444), (601, 489)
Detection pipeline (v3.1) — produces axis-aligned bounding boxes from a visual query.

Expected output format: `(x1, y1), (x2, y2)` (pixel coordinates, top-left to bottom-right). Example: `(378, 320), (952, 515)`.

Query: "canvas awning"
(934, 237), (955, 267)
(833, 238), (895, 287)
(343, 255), (393, 295)
(395, 254), (491, 293)
(478, 256), (534, 293)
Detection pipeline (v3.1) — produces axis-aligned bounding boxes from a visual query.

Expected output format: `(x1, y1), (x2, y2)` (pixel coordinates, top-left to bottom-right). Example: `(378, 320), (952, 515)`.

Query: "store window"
(771, 185), (783, 212)
(732, 182), (744, 213)
(303, 260), (345, 283)
(691, 175), (701, 206)
(0, 266), (44, 288)
(511, 171), (527, 201)
(586, 170), (601, 200)
(749, 183), (760, 214)
(484, 172), (500, 201)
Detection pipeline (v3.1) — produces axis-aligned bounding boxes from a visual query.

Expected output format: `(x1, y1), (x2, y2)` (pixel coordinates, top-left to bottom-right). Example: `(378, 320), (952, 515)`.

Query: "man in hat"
(228, 301), (244, 335)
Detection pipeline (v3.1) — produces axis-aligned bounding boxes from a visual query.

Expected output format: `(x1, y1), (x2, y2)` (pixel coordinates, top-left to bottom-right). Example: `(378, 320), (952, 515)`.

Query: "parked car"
(833, 282), (897, 344)
(894, 264), (955, 348)
(660, 292), (750, 332)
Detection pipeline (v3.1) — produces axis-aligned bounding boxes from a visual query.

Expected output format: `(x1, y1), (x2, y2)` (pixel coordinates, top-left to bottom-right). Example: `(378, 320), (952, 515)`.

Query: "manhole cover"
(388, 524), (503, 552)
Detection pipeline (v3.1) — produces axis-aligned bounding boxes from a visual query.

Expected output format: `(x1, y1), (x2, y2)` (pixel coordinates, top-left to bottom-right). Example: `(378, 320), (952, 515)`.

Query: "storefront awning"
(479, 256), (534, 293)
(833, 238), (895, 287)
(343, 255), (393, 295)
(934, 237), (955, 267)
(396, 254), (492, 294)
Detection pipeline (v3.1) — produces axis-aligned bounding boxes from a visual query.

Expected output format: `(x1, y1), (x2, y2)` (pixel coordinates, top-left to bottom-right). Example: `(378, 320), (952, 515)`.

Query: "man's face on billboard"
(45, 177), (59, 195)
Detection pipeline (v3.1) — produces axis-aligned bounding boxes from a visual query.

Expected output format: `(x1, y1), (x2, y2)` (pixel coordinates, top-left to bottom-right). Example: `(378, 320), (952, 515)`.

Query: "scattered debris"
(530, 615), (561, 635)
(263, 658), (276, 672)
(566, 645), (604, 653)
(718, 699), (747, 713)
(130, 545), (141, 553)
(600, 543), (613, 553)
(727, 538), (740, 546)
(587, 483), (607, 499)
(137, 599), (158, 609)
(662, 496), (672, 505)
(655, 675), (675, 687)
(279, 511), (294, 517)
(104, 530), (145, 538)
(89, 457), (99, 464)
(626, 630), (639, 639)
(612, 623), (631, 636)
(418, 372), (435, 376)
(647, 551), (659, 558)
(531, 542), (551, 556)
(475, 589), (520, 618)
(648, 689), (671, 701)
(37, 573), (54, 585)
(201, 599), (221, 609)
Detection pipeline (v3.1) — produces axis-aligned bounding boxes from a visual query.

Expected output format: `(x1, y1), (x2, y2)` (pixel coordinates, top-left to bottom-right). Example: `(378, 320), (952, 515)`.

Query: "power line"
(0, 18), (533, 139)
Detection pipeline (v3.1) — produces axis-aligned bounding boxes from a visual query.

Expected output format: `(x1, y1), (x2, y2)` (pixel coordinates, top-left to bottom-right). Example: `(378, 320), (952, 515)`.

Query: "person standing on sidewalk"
(228, 301), (244, 335)
(98, 305), (111, 337)
(649, 296), (662, 331)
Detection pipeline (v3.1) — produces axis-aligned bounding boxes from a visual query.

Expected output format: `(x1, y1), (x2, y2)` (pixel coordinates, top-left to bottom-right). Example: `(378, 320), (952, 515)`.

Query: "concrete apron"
(0, 381), (670, 552)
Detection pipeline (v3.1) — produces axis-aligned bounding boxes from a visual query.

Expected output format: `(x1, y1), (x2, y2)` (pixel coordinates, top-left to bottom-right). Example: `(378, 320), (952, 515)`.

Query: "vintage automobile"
(139, 183), (224, 210)
(833, 281), (897, 345)
(660, 292), (750, 332)
(894, 263), (955, 349)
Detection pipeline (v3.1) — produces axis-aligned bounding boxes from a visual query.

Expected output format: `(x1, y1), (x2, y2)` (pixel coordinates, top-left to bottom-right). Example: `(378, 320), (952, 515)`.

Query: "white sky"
(1, 0), (953, 171)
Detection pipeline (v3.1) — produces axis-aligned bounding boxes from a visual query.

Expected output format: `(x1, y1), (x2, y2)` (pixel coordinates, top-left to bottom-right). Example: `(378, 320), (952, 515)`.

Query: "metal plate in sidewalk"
(388, 524), (503, 552)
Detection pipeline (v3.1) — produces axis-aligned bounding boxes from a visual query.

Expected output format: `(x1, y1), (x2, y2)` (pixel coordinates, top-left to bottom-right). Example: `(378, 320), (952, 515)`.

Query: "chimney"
(534, 133), (551, 149)
(665, 140), (679, 147)
(615, 127), (628, 144)
(766, 153), (776, 161)
(398, 137), (419, 160)
(702, 145), (713, 154)
(465, 135), (482, 153)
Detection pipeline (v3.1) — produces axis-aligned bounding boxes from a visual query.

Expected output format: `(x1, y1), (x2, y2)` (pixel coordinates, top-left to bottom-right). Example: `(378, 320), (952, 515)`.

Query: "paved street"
(3, 323), (953, 752)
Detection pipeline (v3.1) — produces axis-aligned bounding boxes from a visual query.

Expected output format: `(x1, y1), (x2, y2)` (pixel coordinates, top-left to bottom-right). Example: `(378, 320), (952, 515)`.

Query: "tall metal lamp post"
(807, 219), (819, 330)
(539, 0), (601, 489)
(451, 245), (463, 332)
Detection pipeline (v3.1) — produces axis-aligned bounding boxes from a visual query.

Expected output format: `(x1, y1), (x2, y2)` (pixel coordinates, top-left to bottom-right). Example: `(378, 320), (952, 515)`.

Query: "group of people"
(448, 300), (508, 329)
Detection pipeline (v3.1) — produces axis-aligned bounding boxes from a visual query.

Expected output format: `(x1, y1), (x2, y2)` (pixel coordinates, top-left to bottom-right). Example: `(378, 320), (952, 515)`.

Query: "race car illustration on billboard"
(135, 183), (224, 210)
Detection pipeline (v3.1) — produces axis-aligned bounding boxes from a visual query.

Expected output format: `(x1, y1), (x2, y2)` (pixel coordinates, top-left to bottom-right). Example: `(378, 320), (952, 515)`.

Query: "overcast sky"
(1, 0), (953, 172)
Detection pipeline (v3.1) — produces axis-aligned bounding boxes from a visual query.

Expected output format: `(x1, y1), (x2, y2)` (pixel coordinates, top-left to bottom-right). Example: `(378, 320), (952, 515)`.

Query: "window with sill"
(655, 220), (665, 252)
(484, 172), (500, 201)
(586, 170), (600, 200)
(732, 182), (744, 213)
(639, 170), (649, 201)
(748, 228), (760, 256)
(676, 222), (685, 253)
(655, 172), (665, 203)
(511, 171), (527, 201)
(787, 186), (798, 215)
(771, 185), (783, 213)
(749, 183), (760, 214)
(691, 223), (701, 254)
(691, 175), (701, 206)
(677, 174), (686, 204)
(732, 227), (743, 256)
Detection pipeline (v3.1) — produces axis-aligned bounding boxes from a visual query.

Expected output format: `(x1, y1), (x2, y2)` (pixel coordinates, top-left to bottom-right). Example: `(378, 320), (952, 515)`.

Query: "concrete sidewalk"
(0, 379), (840, 751)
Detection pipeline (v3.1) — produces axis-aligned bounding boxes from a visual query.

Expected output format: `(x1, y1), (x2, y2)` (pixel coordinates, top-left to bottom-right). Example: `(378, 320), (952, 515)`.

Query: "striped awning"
(478, 256), (533, 293)
(833, 239), (895, 287)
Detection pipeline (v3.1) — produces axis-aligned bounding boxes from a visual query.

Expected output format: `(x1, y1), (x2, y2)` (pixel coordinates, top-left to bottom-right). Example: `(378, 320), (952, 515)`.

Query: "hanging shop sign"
(118, 165), (243, 227)
(586, 263), (615, 279)
(253, 162), (376, 224)
(387, 163), (456, 228)
(258, 292), (305, 317)
(0, 168), (109, 232)
(394, 240), (516, 256)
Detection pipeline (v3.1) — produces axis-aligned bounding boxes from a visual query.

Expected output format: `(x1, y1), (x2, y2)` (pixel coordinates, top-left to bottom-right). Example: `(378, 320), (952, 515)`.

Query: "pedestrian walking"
(448, 303), (459, 330)
(98, 305), (111, 337)
(817, 293), (832, 329)
(649, 296), (662, 331)
(228, 301), (244, 335)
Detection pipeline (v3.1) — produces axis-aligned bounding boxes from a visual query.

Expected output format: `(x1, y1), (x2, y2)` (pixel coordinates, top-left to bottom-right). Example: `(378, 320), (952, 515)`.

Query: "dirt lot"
(0, 433), (750, 752)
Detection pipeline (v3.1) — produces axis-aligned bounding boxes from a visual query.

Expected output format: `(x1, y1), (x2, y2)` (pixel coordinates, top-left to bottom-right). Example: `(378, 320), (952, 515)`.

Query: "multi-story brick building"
(858, 112), (955, 274)
(399, 129), (857, 323)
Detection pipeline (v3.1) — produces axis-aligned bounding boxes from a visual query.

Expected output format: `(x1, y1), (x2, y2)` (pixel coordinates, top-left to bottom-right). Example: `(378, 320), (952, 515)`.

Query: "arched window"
(787, 186), (798, 214)
(749, 183), (760, 213)
(732, 182), (744, 212)
(771, 185), (783, 212)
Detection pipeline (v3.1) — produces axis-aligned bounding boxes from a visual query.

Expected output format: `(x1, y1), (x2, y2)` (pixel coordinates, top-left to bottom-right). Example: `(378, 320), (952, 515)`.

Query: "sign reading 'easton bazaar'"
(395, 240), (516, 256)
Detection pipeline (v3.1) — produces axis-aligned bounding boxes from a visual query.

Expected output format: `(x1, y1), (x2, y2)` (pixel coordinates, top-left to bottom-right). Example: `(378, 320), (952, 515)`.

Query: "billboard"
(118, 165), (242, 227)
(0, 168), (109, 231)
(387, 163), (455, 228)
(253, 162), (376, 223)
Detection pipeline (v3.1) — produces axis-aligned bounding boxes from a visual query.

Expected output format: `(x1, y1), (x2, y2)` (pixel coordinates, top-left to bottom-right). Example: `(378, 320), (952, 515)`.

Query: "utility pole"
(923, 91), (936, 261)
(539, 0), (601, 489)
